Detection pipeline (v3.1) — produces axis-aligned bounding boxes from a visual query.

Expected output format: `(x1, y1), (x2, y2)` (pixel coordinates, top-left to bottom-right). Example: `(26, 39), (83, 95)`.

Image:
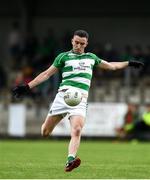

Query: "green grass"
(0, 139), (150, 179)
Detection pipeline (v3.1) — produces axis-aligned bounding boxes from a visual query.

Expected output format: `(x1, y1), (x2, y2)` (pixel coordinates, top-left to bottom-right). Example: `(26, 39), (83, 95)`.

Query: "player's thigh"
(43, 114), (62, 130)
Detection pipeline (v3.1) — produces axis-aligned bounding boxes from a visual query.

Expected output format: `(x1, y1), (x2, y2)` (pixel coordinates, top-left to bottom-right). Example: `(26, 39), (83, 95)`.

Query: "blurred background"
(0, 0), (150, 140)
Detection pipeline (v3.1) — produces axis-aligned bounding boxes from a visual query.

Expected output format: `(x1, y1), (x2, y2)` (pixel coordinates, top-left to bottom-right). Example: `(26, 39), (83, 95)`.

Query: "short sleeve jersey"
(53, 50), (102, 94)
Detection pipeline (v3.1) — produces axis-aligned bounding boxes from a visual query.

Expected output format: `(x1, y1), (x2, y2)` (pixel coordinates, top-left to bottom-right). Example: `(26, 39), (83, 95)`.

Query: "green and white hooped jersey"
(53, 50), (102, 95)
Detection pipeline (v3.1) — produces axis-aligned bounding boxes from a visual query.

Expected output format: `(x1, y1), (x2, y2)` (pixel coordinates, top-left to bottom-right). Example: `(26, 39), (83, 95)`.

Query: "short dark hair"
(73, 30), (89, 39)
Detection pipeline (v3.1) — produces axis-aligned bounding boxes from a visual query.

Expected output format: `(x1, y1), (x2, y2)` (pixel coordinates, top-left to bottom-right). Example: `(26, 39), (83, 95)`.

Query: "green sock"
(67, 156), (75, 162)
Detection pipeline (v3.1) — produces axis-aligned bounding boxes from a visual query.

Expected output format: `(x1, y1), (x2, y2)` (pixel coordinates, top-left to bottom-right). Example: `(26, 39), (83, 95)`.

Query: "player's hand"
(128, 60), (144, 68)
(12, 84), (31, 99)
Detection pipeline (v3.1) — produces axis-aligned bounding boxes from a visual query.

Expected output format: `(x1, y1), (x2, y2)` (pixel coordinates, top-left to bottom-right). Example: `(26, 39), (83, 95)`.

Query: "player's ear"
(71, 38), (73, 45)
(85, 41), (88, 47)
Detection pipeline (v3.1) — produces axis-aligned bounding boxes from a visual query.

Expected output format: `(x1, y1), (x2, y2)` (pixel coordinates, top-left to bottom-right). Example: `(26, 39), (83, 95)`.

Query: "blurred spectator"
(22, 66), (34, 84)
(13, 66), (34, 86)
(142, 103), (150, 127)
(116, 103), (140, 138)
(7, 21), (23, 69)
(14, 71), (24, 86)
(12, 68), (37, 101)
(132, 103), (150, 133)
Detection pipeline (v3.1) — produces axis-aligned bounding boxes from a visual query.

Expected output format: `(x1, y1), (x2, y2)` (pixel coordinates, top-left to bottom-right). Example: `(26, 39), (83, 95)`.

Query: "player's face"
(71, 35), (88, 54)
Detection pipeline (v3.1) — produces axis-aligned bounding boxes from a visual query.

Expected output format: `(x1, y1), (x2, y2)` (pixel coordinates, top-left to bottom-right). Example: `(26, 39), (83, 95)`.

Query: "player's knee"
(41, 125), (49, 137)
(41, 129), (49, 137)
(72, 126), (82, 137)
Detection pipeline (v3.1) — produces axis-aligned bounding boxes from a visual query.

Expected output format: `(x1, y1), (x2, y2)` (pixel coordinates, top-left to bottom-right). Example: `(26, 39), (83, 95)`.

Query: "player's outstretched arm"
(99, 60), (144, 70)
(12, 65), (58, 98)
(28, 65), (58, 88)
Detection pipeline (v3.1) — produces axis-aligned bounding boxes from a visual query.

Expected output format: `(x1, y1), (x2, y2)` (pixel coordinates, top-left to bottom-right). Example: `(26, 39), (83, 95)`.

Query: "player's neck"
(71, 49), (85, 55)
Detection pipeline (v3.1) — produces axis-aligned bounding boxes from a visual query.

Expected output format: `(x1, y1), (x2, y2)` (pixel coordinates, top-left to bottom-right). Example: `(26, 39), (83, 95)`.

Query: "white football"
(64, 88), (82, 106)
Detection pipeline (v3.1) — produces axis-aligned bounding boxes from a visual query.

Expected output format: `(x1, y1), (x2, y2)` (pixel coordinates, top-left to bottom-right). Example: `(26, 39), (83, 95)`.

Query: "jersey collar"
(70, 49), (85, 55)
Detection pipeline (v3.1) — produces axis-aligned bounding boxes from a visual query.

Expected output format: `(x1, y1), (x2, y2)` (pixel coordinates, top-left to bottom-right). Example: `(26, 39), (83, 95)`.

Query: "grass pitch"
(0, 139), (150, 179)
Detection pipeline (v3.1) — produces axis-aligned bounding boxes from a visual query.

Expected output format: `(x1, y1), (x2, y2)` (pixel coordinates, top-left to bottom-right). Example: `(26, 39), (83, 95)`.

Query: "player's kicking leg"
(41, 114), (62, 137)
